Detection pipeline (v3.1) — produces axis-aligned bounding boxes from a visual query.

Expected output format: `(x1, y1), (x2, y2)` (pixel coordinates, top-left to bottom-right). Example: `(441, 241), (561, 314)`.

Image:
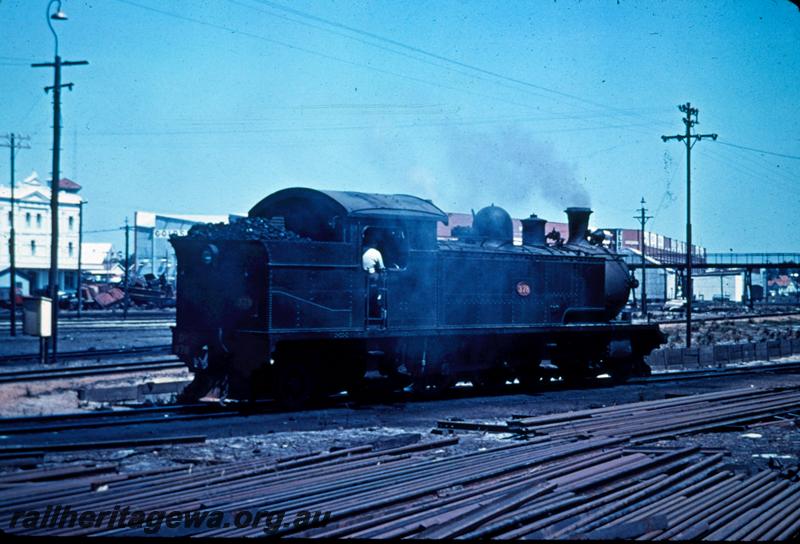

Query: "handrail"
(624, 252), (800, 268)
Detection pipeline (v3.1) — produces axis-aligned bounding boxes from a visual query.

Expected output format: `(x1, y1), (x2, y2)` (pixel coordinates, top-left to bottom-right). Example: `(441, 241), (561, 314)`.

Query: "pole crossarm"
(0, 135), (32, 149)
(31, 60), (89, 67)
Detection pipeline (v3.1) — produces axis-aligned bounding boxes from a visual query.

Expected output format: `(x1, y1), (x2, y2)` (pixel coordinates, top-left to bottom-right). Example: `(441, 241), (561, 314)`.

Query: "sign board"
(22, 296), (52, 337)
(153, 228), (189, 239)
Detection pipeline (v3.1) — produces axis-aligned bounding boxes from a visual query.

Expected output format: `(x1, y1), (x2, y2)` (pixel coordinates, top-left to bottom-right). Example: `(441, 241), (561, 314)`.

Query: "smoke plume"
(443, 125), (590, 210)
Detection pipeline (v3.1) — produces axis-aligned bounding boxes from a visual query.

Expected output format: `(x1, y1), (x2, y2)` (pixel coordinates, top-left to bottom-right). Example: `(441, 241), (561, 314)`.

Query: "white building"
(0, 172), (84, 295)
(81, 242), (124, 283)
(694, 272), (749, 303)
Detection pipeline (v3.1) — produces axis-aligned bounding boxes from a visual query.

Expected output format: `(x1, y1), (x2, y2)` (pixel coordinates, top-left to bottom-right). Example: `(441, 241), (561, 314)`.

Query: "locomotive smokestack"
(521, 213), (547, 246)
(565, 207), (592, 246)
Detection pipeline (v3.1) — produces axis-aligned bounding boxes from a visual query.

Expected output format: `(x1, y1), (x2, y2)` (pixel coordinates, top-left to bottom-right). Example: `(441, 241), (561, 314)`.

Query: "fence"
(645, 337), (800, 371)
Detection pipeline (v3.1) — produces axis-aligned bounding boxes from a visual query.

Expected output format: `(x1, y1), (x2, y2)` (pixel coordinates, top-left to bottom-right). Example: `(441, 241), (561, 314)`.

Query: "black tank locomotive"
(171, 187), (664, 405)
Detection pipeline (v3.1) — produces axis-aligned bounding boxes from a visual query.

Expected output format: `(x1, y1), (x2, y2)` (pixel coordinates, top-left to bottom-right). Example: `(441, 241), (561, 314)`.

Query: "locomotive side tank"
(171, 187), (664, 406)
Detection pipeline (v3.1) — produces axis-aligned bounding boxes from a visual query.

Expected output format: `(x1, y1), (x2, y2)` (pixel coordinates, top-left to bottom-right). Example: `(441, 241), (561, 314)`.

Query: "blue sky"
(1, 0), (798, 252)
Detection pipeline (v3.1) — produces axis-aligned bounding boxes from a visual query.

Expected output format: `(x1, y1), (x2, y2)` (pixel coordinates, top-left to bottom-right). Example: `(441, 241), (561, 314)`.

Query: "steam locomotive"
(171, 187), (664, 406)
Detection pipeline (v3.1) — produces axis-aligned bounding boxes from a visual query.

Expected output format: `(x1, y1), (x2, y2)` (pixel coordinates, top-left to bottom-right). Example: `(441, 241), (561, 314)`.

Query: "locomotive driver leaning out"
(362, 244), (385, 274)
(362, 231), (385, 318)
(362, 228), (386, 274)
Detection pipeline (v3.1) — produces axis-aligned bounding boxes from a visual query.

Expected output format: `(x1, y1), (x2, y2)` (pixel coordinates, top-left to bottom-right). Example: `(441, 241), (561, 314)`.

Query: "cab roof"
(249, 187), (448, 224)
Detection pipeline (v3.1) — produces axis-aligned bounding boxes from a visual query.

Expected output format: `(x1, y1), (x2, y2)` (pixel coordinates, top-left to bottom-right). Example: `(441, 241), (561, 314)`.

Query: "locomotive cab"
(250, 187), (447, 332)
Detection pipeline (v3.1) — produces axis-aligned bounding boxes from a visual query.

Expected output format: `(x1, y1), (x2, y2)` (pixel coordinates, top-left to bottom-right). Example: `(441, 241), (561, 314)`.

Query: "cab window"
(362, 226), (409, 270)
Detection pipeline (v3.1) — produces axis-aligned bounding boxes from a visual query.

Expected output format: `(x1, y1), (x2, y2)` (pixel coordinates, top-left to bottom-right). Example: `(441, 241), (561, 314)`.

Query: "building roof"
(58, 178), (82, 191)
(81, 242), (114, 268)
(0, 172), (83, 205)
(134, 211), (230, 228)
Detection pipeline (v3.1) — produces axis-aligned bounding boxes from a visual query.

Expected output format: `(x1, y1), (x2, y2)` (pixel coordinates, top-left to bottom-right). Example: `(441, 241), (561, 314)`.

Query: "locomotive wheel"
(177, 371), (215, 404)
(606, 358), (633, 384)
(473, 369), (507, 393)
(272, 360), (318, 410)
(607, 355), (648, 384)
(555, 358), (595, 386)
(517, 366), (544, 391)
(411, 375), (453, 396)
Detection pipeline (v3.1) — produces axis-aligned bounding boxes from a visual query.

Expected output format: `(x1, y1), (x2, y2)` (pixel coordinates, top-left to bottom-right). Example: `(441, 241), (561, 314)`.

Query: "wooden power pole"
(662, 103), (717, 348)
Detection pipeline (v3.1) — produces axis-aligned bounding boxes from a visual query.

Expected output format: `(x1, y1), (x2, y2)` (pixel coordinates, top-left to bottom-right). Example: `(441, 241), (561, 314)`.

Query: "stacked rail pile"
(438, 385), (800, 442)
(1, 387), (799, 539)
(505, 385), (800, 441)
(1, 441), (799, 538)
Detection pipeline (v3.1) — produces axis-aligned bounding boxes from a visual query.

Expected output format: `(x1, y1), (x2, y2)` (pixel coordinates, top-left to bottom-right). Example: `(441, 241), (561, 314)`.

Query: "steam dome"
(474, 205), (513, 244)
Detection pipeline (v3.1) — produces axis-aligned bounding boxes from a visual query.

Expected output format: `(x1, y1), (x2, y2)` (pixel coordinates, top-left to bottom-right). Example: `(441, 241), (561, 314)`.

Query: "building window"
(30, 240), (36, 255)
(36, 213), (42, 228)
(68, 216), (74, 230)
(25, 212), (31, 226)
(68, 242), (74, 257)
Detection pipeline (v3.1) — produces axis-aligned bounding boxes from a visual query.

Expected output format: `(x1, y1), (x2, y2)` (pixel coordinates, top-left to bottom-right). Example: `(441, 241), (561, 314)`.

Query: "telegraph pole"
(32, 1), (88, 363)
(76, 200), (84, 317)
(662, 102), (717, 348)
(634, 197), (652, 320)
(1, 133), (30, 336)
(124, 218), (130, 319)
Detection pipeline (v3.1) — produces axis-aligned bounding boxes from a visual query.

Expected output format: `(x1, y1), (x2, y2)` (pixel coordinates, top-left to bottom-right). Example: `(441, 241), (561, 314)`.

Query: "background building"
(0, 172), (83, 295)
(609, 227), (705, 303)
(133, 211), (230, 280)
(81, 242), (124, 283)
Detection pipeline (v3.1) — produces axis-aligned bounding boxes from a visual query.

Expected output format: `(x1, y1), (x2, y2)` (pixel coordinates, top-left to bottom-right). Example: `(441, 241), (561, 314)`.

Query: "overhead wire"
(82, 114), (657, 138)
(112, 0), (675, 139)
(704, 143), (797, 186)
(708, 145), (797, 188)
(716, 140), (800, 160)
(232, 0), (674, 129)
(110, 0), (591, 117)
(249, 0), (675, 129)
(702, 148), (798, 196)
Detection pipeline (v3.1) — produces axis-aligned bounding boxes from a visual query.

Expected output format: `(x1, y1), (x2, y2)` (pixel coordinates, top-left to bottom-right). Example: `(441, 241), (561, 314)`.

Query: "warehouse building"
(133, 211), (230, 280)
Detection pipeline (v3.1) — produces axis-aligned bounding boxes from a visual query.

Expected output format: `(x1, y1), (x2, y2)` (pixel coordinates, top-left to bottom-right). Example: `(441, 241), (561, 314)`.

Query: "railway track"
(0, 343), (797, 389)
(632, 360), (800, 383)
(0, 344), (172, 365)
(0, 399), (277, 437)
(3, 386), (800, 539)
(0, 357), (185, 384)
(0, 358), (798, 435)
(55, 318), (175, 331)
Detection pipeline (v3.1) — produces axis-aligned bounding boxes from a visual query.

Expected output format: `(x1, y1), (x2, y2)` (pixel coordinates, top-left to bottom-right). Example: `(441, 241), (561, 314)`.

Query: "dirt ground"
(0, 363), (191, 418)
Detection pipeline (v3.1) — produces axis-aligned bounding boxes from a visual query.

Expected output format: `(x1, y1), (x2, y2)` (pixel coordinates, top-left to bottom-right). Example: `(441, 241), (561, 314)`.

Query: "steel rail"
(0, 344), (171, 364)
(0, 358), (184, 383)
(2, 419), (799, 539)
